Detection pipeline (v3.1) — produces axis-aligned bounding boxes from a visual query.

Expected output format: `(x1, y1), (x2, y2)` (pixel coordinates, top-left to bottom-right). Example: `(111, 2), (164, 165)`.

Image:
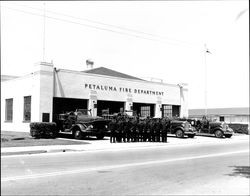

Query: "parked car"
(55, 109), (110, 140)
(168, 120), (196, 138)
(196, 119), (234, 138)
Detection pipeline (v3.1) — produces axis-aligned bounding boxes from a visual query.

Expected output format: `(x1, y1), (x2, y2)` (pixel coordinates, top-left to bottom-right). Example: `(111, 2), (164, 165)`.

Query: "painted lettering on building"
(84, 83), (164, 96)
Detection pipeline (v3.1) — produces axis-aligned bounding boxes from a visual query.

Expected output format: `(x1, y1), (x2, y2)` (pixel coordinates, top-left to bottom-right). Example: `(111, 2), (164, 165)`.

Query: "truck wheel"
(175, 130), (184, 138)
(74, 129), (83, 140)
(96, 135), (104, 140)
(215, 130), (223, 138)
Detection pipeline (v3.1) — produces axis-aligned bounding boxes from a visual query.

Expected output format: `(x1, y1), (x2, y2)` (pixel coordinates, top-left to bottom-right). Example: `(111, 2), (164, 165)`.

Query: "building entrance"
(133, 103), (155, 117)
(53, 97), (88, 121)
(97, 100), (124, 116)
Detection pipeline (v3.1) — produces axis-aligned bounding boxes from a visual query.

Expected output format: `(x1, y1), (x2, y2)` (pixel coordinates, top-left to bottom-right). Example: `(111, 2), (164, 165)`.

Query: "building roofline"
(189, 107), (250, 116)
(55, 67), (182, 88)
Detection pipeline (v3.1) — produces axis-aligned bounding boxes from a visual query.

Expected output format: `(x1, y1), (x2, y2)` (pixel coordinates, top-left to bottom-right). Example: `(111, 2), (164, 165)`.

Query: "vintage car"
(55, 109), (110, 140)
(168, 120), (197, 138)
(196, 120), (234, 138)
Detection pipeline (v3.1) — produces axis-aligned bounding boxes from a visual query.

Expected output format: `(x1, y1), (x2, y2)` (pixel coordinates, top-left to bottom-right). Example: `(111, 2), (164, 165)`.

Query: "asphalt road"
(2, 139), (249, 195)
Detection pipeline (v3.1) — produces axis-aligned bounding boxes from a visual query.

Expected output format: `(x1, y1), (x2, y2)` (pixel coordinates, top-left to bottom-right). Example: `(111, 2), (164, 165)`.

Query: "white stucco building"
(1, 62), (188, 132)
(189, 107), (250, 124)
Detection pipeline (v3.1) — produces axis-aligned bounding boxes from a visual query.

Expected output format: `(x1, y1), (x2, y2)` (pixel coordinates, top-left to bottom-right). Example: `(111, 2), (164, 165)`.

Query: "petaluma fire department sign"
(84, 83), (164, 96)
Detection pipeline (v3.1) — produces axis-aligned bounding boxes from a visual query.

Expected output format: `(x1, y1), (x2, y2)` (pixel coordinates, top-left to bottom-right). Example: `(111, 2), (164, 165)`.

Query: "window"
(219, 116), (224, 122)
(23, 96), (31, 122)
(162, 105), (172, 117)
(5, 98), (13, 122)
(42, 113), (50, 122)
(172, 105), (180, 117)
(141, 106), (150, 117)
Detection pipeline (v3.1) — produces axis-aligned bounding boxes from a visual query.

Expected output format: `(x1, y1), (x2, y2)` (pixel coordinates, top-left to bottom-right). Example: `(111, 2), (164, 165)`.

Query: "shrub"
(30, 122), (58, 139)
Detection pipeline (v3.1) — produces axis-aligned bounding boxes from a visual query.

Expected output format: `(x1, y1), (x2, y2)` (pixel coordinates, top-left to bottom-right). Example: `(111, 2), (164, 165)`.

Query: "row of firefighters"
(108, 115), (170, 143)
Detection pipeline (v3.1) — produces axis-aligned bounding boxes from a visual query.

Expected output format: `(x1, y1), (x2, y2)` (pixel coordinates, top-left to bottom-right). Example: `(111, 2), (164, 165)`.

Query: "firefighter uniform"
(131, 117), (138, 142)
(161, 118), (169, 142)
(155, 119), (162, 142)
(109, 118), (117, 143)
(117, 116), (124, 142)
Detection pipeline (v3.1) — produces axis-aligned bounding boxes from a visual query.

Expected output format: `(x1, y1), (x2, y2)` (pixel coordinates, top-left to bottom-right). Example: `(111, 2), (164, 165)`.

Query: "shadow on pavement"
(167, 135), (190, 139)
(57, 133), (109, 141)
(195, 134), (226, 139)
(227, 166), (250, 178)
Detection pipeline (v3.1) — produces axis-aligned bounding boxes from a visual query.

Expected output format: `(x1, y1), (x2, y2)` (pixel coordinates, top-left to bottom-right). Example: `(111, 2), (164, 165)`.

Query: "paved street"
(1, 136), (249, 195)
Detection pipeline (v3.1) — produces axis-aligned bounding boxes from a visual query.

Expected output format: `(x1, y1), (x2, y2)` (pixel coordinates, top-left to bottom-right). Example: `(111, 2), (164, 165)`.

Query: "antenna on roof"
(86, 59), (94, 70)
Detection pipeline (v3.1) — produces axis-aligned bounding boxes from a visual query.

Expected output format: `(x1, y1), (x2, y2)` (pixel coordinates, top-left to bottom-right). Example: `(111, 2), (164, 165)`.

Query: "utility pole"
(204, 44), (211, 117)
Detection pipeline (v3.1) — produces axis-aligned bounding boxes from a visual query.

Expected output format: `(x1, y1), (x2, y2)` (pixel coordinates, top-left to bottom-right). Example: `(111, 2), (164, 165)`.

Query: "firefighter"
(109, 117), (117, 143)
(150, 118), (156, 142)
(131, 117), (138, 142)
(123, 116), (130, 142)
(155, 118), (162, 142)
(142, 118), (147, 142)
(138, 118), (144, 142)
(116, 115), (123, 142)
(122, 116), (127, 142)
(145, 117), (151, 142)
(161, 117), (169, 142)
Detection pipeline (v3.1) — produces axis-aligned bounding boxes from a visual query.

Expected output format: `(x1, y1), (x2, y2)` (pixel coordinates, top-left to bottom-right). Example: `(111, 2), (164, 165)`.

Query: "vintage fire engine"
(55, 109), (110, 140)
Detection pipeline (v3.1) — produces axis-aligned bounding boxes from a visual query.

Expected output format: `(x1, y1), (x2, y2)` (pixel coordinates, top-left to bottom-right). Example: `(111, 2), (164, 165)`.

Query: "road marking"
(2, 150), (248, 182)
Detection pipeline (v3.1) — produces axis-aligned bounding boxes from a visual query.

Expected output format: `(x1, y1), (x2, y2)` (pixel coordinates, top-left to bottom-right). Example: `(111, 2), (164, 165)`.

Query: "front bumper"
(83, 128), (109, 135)
(184, 128), (197, 136)
(184, 131), (196, 136)
(224, 132), (233, 136)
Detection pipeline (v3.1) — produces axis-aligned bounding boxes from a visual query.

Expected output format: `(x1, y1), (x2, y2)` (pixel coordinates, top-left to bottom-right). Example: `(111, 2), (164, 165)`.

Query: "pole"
(204, 44), (207, 117)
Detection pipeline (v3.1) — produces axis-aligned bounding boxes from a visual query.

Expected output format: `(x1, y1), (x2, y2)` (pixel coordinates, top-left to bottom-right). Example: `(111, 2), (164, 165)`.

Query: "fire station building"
(1, 62), (188, 132)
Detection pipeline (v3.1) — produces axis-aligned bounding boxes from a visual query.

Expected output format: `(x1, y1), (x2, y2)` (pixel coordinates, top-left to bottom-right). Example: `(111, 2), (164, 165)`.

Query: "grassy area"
(1, 131), (89, 147)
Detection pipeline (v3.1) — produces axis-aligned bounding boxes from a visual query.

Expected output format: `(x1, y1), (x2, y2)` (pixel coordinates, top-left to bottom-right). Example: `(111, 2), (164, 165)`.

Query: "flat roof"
(189, 107), (250, 116)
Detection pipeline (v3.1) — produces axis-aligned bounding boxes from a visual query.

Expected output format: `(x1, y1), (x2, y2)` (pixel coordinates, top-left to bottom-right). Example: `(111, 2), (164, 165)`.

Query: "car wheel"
(215, 130), (224, 138)
(175, 130), (184, 138)
(74, 129), (83, 140)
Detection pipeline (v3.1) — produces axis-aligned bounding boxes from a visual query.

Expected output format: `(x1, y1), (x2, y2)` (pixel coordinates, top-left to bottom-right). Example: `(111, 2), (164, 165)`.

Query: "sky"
(1, 1), (249, 109)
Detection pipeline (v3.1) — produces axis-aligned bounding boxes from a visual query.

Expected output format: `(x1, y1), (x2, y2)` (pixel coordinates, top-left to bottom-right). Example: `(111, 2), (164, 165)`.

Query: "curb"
(1, 150), (47, 156)
(1, 135), (249, 157)
(1, 149), (81, 156)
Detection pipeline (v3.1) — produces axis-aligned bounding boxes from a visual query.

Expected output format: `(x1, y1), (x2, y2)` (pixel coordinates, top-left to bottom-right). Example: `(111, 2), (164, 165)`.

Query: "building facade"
(1, 62), (188, 132)
(189, 107), (250, 124)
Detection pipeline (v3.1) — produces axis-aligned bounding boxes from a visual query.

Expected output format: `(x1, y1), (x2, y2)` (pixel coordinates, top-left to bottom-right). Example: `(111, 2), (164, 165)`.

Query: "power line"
(1, 5), (202, 48)
(15, 3), (200, 47)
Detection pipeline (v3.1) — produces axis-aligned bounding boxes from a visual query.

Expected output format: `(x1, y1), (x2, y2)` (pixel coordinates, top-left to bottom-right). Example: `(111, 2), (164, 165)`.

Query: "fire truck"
(55, 109), (110, 140)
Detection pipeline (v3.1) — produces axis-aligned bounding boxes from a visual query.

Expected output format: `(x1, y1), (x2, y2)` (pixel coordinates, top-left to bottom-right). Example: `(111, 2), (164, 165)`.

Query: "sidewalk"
(1, 134), (249, 156)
